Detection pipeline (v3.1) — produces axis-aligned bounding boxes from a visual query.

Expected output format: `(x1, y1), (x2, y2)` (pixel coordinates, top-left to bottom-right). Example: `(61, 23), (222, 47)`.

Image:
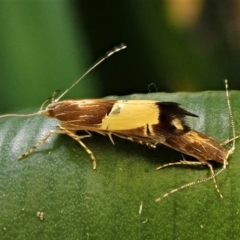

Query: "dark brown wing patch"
(155, 102), (198, 135)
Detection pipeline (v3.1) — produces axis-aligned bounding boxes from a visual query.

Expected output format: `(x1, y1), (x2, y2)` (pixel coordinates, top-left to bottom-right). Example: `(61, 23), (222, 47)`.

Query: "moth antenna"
(221, 135), (240, 146)
(0, 91), (60, 117)
(55, 43), (127, 102)
(0, 98), (50, 118)
(0, 112), (40, 119)
(0, 44), (126, 119)
(225, 79), (236, 156)
(148, 83), (158, 93)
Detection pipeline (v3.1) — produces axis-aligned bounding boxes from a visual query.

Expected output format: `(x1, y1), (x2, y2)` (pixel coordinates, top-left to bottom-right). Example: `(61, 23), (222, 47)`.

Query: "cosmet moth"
(0, 43), (238, 201)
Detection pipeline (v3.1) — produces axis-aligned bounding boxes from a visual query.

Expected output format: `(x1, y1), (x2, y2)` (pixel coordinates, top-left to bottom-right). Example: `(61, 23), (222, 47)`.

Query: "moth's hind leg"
(58, 125), (97, 169)
(156, 159), (204, 170)
(18, 128), (65, 160)
(156, 157), (223, 201)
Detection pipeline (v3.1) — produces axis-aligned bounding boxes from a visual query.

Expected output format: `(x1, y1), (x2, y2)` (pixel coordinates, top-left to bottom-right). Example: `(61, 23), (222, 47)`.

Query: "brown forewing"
(162, 130), (228, 163)
(45, 99), (116, 127)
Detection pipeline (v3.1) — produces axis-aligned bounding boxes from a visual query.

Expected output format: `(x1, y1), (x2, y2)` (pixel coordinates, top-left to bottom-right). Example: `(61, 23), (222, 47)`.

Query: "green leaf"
(0, 91), (240, 240)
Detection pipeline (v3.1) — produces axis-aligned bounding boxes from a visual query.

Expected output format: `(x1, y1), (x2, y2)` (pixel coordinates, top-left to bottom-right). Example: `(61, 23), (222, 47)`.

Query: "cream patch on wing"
(101, 100), (160, 131)
(171, 118), (184, 130)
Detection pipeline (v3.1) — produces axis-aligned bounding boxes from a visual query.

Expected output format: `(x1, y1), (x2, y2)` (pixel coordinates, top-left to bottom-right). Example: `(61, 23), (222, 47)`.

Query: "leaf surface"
(0, 91), (240, 240)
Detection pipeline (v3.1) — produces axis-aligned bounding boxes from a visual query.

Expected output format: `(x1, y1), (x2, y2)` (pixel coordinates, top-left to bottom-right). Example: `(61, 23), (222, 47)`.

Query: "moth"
(0, 43), (238, 201)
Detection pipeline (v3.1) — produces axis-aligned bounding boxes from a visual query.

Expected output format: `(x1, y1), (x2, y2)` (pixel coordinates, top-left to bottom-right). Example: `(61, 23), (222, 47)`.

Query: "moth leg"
(156, 158), (223, 200)
(58, 126), (97, 169)
(107, 133), (115, 145)
(204, 161), (223, 199)
(77, 130), (92, 139)
(220, 135), (239, 156)
(110, 132), (157, 149)
(106, 133), (156, 148)
(155, 168), (223, 202)
(156, 159), (204, 170)
(18, 129), (65, 160)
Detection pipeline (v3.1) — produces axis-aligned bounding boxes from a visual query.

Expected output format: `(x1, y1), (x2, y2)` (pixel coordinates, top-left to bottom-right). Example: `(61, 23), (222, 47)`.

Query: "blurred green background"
(1, 0), (240, 112)
(1, 2), (240, 239)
